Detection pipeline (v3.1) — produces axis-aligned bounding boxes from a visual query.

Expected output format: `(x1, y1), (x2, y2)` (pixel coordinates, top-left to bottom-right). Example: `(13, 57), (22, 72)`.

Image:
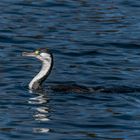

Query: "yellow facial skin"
(35, 50), (40, 55)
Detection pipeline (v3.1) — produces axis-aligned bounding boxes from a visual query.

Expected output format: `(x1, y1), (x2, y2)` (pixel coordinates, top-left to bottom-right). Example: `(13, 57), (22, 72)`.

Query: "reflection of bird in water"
(28, 92), (50, 133)
(22, 48), (140, 93)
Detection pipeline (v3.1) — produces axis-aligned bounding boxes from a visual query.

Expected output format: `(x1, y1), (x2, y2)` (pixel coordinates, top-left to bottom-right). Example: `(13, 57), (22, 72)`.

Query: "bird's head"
(22, 48), (53, 62)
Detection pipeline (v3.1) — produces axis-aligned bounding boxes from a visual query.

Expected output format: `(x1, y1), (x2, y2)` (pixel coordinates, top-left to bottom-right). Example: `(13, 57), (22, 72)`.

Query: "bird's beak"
(22, 52), (36, 57)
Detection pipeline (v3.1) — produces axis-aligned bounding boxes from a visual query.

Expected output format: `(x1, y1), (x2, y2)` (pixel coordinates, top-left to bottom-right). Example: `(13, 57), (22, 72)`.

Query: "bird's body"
(22, 48), (140, 93)
(22, 48), (94, 93)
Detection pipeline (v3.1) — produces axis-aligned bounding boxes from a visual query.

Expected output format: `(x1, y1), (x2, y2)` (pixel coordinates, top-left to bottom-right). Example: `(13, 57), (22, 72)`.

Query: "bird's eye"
(35, 50), (40, 55)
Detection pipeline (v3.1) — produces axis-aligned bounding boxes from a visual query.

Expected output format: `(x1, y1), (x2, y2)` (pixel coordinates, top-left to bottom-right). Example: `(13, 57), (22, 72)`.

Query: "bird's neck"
(29, 60), (52, 90)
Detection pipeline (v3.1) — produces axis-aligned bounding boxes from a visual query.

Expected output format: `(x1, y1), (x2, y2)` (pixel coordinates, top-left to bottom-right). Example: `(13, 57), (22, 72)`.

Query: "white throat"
(29, 54), (52, 90)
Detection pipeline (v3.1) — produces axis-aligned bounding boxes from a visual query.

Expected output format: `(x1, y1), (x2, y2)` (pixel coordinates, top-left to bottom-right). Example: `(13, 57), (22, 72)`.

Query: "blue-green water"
(1, 0), (140, 139)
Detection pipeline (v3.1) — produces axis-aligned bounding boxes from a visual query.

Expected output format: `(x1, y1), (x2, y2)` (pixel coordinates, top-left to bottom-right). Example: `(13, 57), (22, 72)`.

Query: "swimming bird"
(22, 48), (96, 93)
(22, 48), (140, 93)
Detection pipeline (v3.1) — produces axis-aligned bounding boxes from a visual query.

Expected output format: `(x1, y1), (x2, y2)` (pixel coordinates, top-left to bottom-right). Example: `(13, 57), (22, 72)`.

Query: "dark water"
(1, 0), (140, 139)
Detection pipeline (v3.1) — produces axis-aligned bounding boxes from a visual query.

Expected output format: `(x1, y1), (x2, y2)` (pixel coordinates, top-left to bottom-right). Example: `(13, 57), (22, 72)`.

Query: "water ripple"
(0, 0), (140, 140)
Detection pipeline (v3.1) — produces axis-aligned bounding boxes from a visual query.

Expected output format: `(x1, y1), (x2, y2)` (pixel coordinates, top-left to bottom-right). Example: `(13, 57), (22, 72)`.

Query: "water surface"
(0, 0), (140, 139)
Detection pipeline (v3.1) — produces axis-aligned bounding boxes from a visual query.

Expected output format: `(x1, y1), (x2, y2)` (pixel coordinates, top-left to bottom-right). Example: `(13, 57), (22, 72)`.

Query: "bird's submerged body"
(22, 48), (140, 94)
(50, 84), (140, 93)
